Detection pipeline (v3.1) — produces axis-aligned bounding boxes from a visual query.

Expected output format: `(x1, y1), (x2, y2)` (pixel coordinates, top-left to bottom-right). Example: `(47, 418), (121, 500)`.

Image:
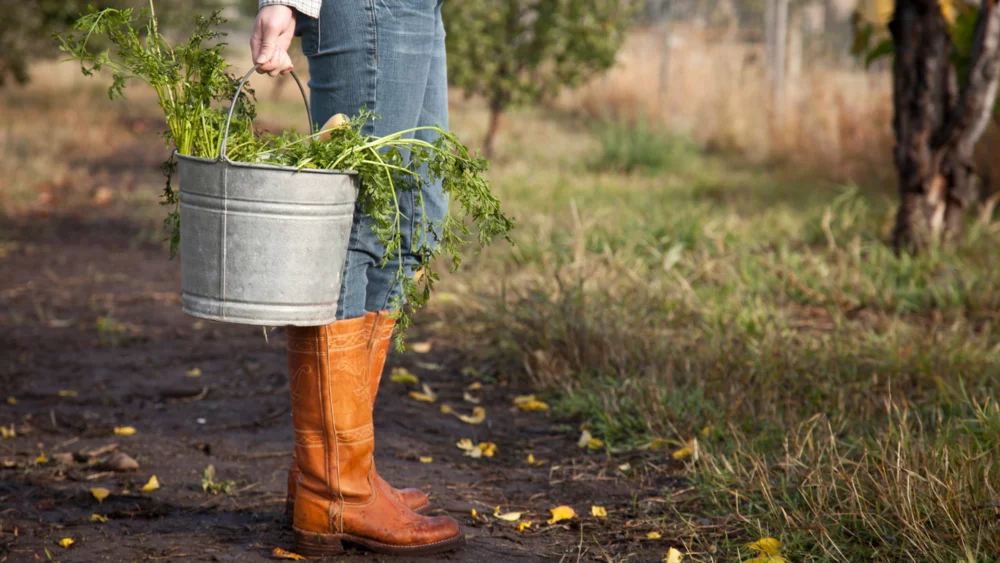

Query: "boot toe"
(398, 487), (430, 511)
(423, 515), (463, 543)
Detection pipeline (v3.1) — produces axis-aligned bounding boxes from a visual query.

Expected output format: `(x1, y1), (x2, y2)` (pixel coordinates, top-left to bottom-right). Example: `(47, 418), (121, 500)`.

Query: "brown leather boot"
(286, 317), (463, 556)
(367, 312), (430, 510)
(285, 313), (429, 519)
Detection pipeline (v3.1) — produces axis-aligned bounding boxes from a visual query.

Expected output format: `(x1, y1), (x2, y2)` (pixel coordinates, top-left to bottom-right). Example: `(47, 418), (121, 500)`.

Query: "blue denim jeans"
(296, 0), (449, 320)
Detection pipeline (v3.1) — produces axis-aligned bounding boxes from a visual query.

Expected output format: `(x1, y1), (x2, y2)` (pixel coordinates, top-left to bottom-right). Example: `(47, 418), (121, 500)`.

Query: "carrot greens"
(57, 3), (513, 341)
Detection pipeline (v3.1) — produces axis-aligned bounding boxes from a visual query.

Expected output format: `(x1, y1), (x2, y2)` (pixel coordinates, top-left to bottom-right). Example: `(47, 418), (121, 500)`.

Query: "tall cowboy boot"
(285, 313), (429, 519)
(286, 318), (463, 556)
(367, 312), (430, 510)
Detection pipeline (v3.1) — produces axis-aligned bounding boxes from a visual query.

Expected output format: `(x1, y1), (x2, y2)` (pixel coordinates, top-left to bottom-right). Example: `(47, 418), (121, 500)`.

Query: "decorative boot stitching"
(335, 424), (374, 443)
(289, 364), (312, 402)
(332, 354), (372, 406)
(294, 430), (325, 448)
(326, 328), (371, 350)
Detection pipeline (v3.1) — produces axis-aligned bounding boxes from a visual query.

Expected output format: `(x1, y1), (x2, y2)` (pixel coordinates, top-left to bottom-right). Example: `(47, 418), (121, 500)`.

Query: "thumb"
(256, 41), (275, 64)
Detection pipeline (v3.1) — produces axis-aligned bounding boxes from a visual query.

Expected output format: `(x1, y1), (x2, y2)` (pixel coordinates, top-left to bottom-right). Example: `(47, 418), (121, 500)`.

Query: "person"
(251, 0), (462, 556)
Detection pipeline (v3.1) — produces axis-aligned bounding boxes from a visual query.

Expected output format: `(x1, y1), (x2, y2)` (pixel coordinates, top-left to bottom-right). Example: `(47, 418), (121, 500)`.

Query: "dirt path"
(0, 212), (676, 562)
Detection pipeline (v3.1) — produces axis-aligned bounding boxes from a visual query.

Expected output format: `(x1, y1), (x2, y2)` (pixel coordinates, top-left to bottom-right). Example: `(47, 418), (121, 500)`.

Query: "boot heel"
(293, 528), (345, 556)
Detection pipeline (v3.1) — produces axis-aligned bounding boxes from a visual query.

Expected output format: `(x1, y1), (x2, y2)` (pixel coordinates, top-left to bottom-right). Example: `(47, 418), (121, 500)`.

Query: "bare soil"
(0, 194), (680, 561)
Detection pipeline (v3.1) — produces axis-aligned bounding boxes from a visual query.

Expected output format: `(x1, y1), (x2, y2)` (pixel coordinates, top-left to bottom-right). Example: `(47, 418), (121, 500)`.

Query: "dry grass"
(556, 26), (896, 185)
(438, 90), (1000, 560)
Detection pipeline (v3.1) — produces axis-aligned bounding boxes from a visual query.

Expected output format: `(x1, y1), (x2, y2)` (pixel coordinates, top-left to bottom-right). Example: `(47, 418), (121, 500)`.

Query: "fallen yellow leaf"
(747, 538), (782, 556)
(467, 382), (483, 391)
(440, 404), (454, 414)
(640, 438), (667, 450)
(672, 438), (698, 461)
(186, 367), (202, 377)
(517, 521), (532, 532)
(647, 531), (662, 539)
(36, 453), (48, 464)
(493, 506), (522, 521)
(521, 399), (550, 412)
(6, 396), (15, 405)
(547, 505), (576, 525)
(513, 394), (550, 412)
(577, 430), (603, 450)
(90, 488), (110, 503)
(471, 508), (479, 519)
(526, 453), (537, 465)
(410, 341), (432, 354)
(591, 505), (607, 518)
(58, 390), (78, 398)
(495, 511), (521, 521)
(744, 557), (787, 563)
(458, 439), (495, 458)
(409, 391), (436, 403)
(478, 442), (497, 457)
(419, 456), (433, 463)
(272, 547), (307, 560)
(457, 407), (486, 425)
(415, 361), (441, 371)
(666, 547), (684, 563)
(512, 394), (536, 405)
(141, 475), (160, 492)
(391, 367), (419, 384)
(462, 392), (481, 405)
(89, 513), (109, 523)
(114, 426), (136, 436)
(0, 425), (14, 439)
(58, 538), (74, 548)
(409, 383), (437, 403)
(701, 424), (714, 437)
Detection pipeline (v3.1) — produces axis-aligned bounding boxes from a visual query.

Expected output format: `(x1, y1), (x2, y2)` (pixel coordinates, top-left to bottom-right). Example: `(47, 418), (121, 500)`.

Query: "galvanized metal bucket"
(176, 66), (358, 326)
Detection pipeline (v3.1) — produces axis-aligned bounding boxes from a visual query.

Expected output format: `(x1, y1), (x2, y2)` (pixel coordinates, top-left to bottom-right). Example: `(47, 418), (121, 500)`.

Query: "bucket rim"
(174, 150), (359, 177)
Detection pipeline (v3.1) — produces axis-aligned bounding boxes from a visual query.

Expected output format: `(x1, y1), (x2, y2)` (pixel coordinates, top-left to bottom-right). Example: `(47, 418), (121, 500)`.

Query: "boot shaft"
(368, 312), (396, 405)
(286, 316), (377, 507)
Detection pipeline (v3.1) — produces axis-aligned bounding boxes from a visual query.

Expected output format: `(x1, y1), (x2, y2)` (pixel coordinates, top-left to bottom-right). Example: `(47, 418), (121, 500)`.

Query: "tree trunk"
(658, 0), (674, 105)
(766, 0), (790, 123)
(483, 98), (503, 158)
(890, 0), (1000, 253)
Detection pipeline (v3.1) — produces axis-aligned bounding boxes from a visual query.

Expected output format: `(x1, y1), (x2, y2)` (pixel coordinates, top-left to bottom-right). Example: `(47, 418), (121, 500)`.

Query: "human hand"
(250, 5), (296, 76)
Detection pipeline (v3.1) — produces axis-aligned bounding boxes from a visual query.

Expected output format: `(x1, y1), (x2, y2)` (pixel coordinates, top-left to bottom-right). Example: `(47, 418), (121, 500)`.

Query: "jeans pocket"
(296, 15), (319, 57)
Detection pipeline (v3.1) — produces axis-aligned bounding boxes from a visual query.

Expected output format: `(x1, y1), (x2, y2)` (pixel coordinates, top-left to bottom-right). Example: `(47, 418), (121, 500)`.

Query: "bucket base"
(182, 293), (338, 327)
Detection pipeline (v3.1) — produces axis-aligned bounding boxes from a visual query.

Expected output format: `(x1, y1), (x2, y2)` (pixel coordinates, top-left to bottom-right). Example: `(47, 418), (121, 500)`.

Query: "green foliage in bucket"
(56, 3), (514, 342)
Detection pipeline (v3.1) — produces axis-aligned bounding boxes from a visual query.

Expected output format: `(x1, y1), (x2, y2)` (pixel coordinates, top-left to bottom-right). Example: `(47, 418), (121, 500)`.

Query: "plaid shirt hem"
(259, 0), (320, 19)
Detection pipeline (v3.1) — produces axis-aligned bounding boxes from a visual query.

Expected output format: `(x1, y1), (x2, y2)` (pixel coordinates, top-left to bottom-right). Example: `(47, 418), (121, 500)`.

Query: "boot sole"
(293, 526), (464, 556)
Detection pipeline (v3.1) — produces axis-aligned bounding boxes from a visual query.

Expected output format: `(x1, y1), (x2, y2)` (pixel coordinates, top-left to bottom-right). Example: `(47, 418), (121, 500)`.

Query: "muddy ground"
(0, 172), (683, 561)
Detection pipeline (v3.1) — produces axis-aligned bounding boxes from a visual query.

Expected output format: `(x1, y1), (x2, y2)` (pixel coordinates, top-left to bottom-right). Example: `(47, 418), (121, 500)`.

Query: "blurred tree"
(0, 0), (224, 89)
(855, 0), (1000, 253)
(443, 0), (635, 156)
(0, 0), (93, 87)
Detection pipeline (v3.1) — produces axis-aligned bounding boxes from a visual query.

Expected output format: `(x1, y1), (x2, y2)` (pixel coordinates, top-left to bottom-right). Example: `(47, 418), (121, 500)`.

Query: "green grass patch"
(449, 111), (1000, 561)
(592, 117), (699, 174)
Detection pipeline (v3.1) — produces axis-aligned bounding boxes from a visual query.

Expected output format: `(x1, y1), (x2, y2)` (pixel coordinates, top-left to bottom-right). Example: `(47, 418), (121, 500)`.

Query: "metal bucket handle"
(219, 64), (311, 161)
